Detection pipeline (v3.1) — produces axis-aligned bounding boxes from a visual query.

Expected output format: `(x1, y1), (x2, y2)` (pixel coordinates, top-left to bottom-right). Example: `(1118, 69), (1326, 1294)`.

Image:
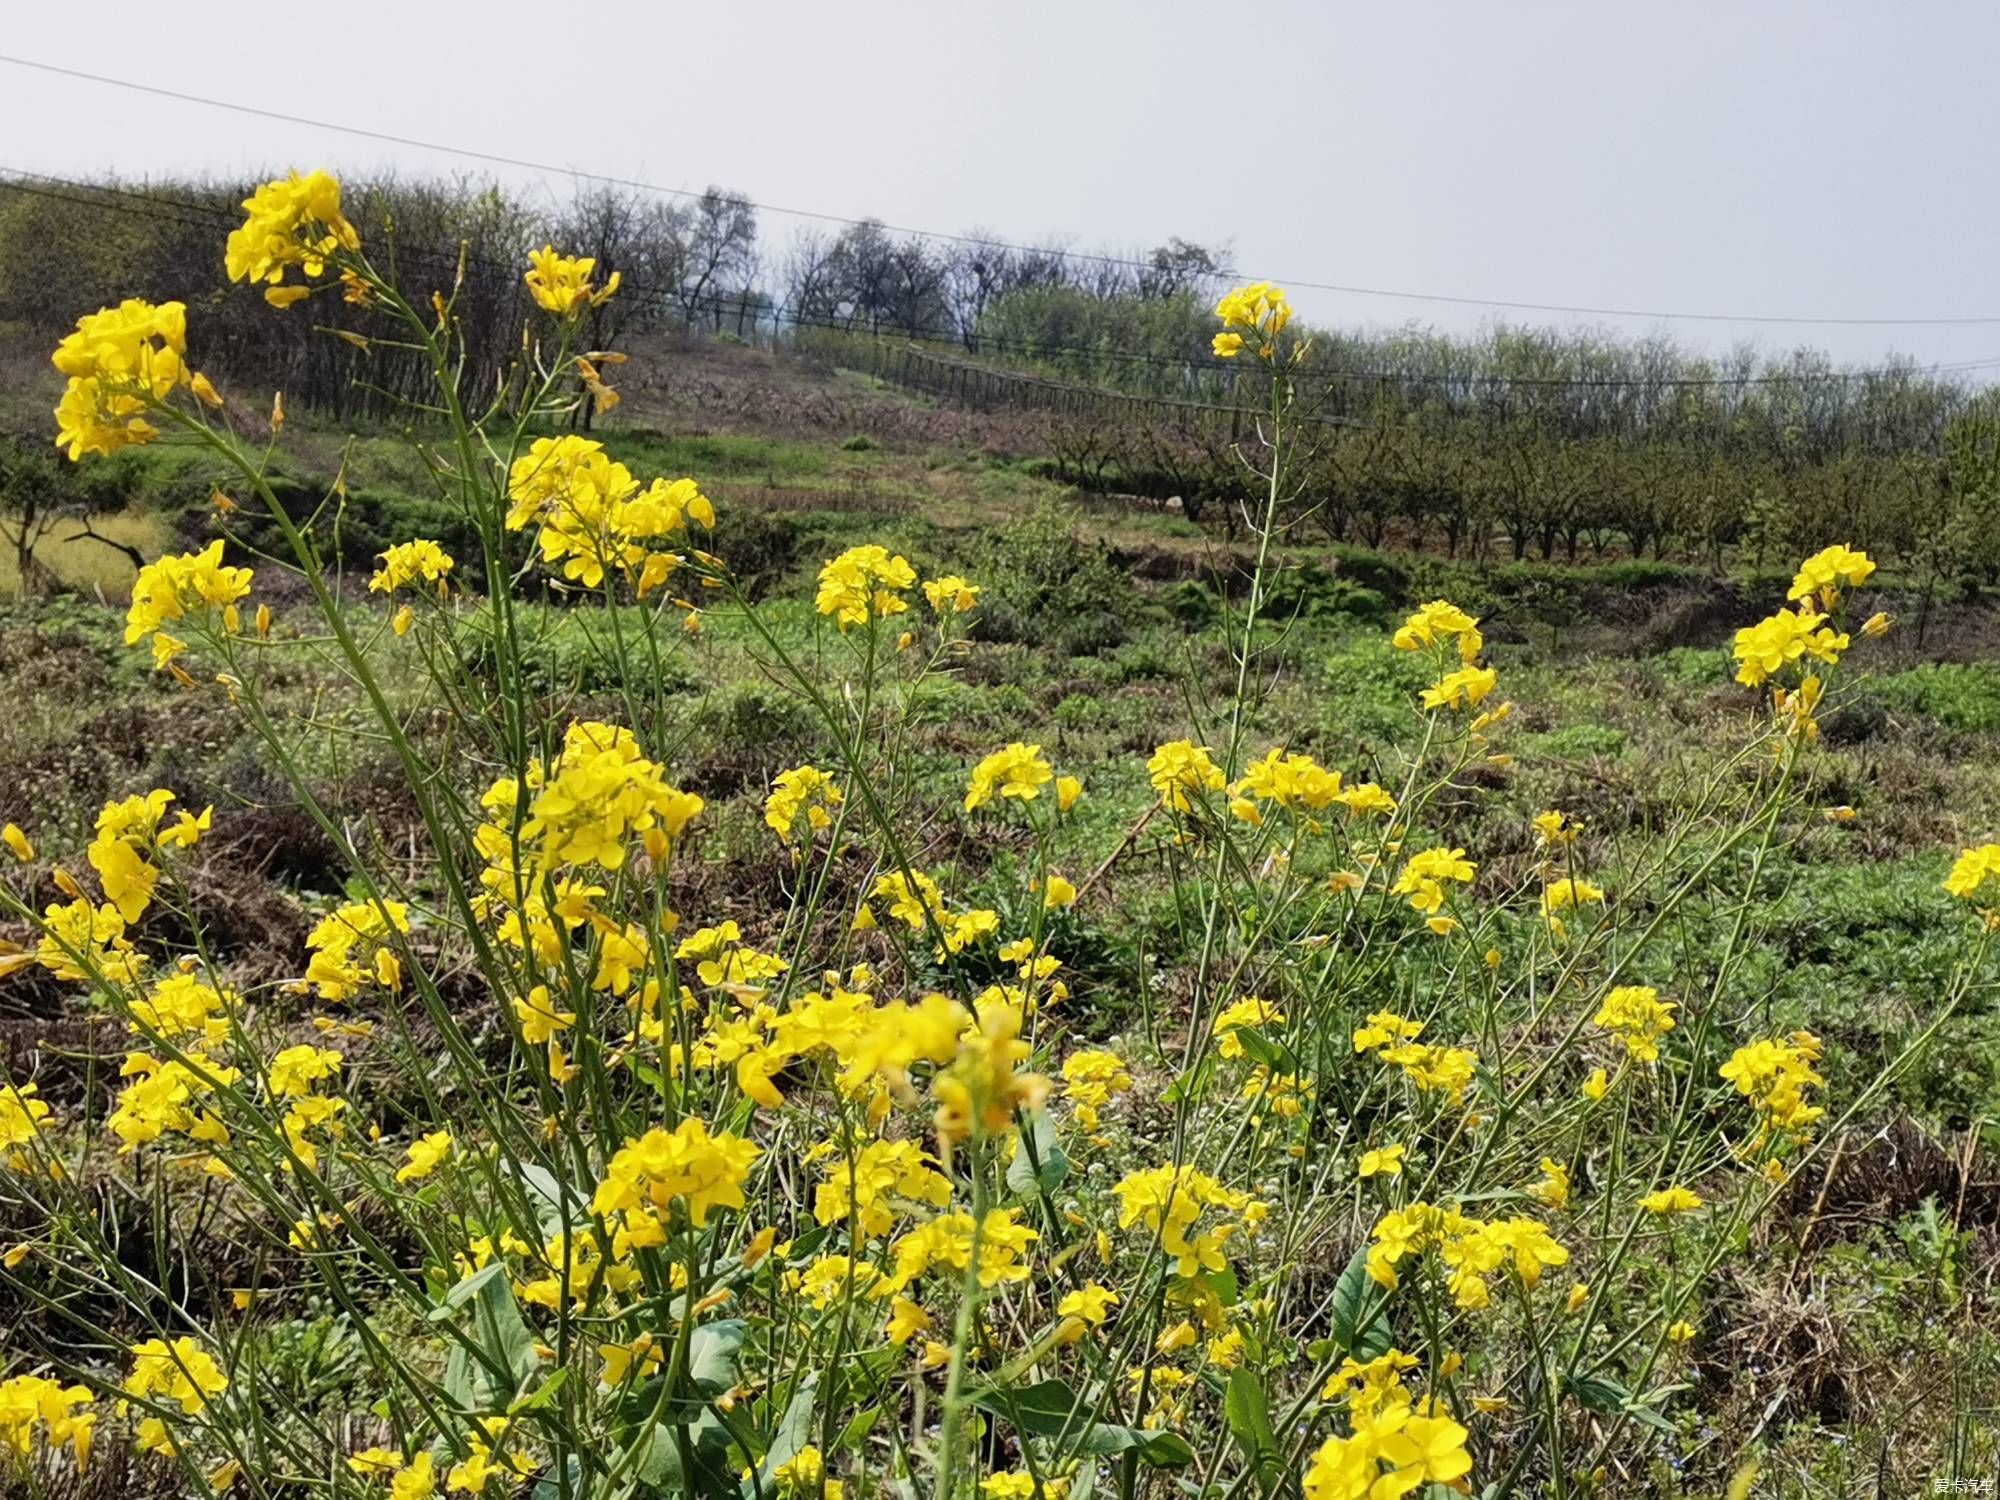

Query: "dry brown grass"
(0, 509), (173, 604)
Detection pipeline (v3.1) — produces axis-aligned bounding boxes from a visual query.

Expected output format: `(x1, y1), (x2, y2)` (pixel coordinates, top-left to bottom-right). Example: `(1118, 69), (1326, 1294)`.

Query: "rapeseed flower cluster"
(1147, 739), (1225, 813)
(505, 435), (714, 592)
(120, 1338), (227, 1457)
(1593, 985), (1677, 1064)
(964, 742), (1055, 811)
(1304, 1368), (1470, 1500)
(1211, 281), (1291, 360)
(591, 1117), (760, 1234)
(1366, 1201), (1569, 1310)
(1945, 843), (2000, 927)
(1720, 1032), (1826, 1144)
(765, 763), (844, 842)
(1732, 606), (1849, 688)
(523, 245), (621, 317)
(0, 1373), (94, 1471)
(1354, 1012), (1480, 1106)
(1111, 1165), (1261, 1278)
(1391, 846), (1475, 918)
(51, 299), (215, 460)
(223, 170), (360, 303)
(303, 901), (410, 1001)
(124, 542), (254, 673)
(369, 538), (455, 595)
(816, 544), (917, 629)
(0, 1084), (53, 1173)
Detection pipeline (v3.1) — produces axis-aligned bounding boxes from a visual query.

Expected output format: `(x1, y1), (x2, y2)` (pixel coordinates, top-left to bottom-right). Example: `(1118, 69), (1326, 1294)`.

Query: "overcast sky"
(2, 1), (1994, 371)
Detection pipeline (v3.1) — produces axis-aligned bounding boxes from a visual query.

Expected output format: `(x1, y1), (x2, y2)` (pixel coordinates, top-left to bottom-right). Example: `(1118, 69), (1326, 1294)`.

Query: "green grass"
(1870, 661), (2000, 733)
(608, 431), (847, 484)
(5, 401), (2000, 1496)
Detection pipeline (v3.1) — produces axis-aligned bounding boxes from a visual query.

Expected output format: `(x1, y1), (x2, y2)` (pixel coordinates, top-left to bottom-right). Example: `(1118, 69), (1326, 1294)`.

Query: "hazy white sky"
(2, 0), (1994, 369)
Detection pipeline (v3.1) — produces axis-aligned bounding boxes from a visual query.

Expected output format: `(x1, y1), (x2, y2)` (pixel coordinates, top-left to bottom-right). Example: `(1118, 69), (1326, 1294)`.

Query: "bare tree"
(674, 188), (758, 327)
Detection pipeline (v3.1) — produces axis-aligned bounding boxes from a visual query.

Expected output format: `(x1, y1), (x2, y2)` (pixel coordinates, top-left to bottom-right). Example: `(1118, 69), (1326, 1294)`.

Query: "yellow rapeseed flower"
(1639, 1185), (1702, 1216)
(225, 171), (360, 294)
(524, 246), (622, 317)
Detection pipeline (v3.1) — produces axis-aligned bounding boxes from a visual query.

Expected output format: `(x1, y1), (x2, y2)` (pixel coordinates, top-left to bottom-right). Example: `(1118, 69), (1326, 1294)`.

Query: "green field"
(2, 318), (1998, 1500)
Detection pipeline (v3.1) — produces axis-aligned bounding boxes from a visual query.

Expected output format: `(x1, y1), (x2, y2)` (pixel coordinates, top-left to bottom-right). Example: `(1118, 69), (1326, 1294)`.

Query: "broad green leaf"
(632, 1415), (736, 1498)
(1326, 1245), (1393, 1361)
(1232, 1026), (1300, 1075)
(508, 1367), (569, 1414)
(1564, 1372), (1673, 1431)
(971, 1379), (1195, 1468)
(836, 1405), (883, 1449)
(1565, 1373), (1632, 1415)
(688, 1319), (748, 1395)
(1624, 1403), (1678, 1435)
(530, 1457), (580, 1500)
(1162, 1053), (1215, 1105)
(748, 1374), (819, 1497)
(437, 1263), (539, 1411)
(1223, 1368), (1281, 1482)
(1007, 1108), (1071, 1198)
(507, 1162), (575, 1240)
(631, 1321), (750, 1494)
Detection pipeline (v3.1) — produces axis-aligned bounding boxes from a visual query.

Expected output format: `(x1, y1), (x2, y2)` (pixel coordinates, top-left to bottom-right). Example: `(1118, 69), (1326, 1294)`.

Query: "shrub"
(1261, 561), (1387, 625)
(969, 499), (1134, 654)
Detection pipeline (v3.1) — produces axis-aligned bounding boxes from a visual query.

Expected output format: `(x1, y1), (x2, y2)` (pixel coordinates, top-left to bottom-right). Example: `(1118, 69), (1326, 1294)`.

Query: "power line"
(5, 51), (2000, 332)
(6, 169), (2000, 394)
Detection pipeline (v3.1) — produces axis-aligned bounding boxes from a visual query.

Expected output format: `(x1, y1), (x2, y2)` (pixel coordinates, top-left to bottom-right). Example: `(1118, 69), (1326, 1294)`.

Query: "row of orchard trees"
(1007, 296), (2000, 578)
(1046, 381), (2000, 577)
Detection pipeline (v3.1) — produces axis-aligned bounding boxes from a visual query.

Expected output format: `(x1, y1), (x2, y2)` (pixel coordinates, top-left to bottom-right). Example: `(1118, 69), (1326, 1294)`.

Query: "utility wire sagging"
(5, 51), (2000, 330)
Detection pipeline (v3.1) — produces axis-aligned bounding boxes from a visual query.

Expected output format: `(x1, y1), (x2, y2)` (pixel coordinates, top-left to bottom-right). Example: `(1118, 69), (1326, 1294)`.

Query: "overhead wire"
(6, 51), (2000, 330)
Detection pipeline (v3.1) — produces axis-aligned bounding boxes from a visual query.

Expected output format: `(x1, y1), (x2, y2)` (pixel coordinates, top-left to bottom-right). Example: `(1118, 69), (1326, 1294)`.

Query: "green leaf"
(748, 1375), (818, 1497)
(632, 1417), (736, 1498)
(1564, 1372), (1674, 1432)
(1448, 1187), (1529, 1205)
(1108, 1431), (1196, 1468)
(508, 1367), (569, 1414)
(1326, 1245), (1392, 1361)
(688, 1319), (747, 1395)
(1232, 1027), (1299, 1075)
(1162, 1053), (1215, 1105)
(1566, 1374), (1632, 1415)
(1624, 1403), (1678, 1435)
(505, 1161), (576, 1241)
(530, 1457), (581, 1500)
(1223, 1368), (1281, 1482)
(971, 1378), (1088, 1437)
(1007, 1107), (1070, 1198)
(835, 1405), (883, 1449)
(631, 1322), (750, 1495)
(437, 1264), (539, 1411)
(971, 1379), (1195, 1468)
